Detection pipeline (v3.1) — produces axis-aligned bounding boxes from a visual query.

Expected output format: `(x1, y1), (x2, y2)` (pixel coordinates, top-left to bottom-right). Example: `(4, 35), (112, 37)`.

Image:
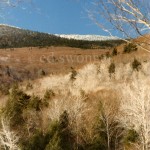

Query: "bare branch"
(0, 117), (20, 150)
(88, 0), (150, 52)
(120, 78), (150, 150)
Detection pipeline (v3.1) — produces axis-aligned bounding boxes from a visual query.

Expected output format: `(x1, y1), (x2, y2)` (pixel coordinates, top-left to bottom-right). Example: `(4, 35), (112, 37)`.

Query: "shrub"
(45, 131), (61, 150)
(38, 69), (46, 77)
(28, 95), (43, 111)
(98, 54), (104, 60)
(124, 43), (138, 53)
(43, 89), (55, 107)
(124, 129), (139, 145)
(45, 127), (62, 150)
(132, 58), (141, 71)
(0, 84), (10, 95)
(112, 47), (118, 56)
(44, 89), (55, 100)
(26, 82), (33, 90)
(70, 67), (77, 81)
(3, 85), (30, 127)
(21, 130), (47, 150)
(105, 52), (111, 58)
(108, 62), (115, 76)
(85, 136), (107, 150)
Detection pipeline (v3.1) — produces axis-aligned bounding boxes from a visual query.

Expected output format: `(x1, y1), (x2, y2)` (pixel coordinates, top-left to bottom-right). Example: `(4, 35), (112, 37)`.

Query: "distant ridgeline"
(0, 25), (124, 49)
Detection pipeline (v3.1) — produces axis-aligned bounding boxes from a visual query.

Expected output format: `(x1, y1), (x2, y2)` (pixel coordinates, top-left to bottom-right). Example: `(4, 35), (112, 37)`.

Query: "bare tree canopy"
(120, 78), (150, 150)
(88, 0), (150, 51)
(0, 117), (19, 150)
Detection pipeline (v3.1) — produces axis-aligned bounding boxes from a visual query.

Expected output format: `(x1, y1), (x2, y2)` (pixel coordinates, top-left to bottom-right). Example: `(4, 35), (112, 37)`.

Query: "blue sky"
(0, 0), (105, 35)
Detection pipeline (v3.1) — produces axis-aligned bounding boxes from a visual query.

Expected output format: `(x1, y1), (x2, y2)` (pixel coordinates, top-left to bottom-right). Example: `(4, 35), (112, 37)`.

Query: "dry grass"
(0, 46), (108, 75)
(0, 43), (150, 149)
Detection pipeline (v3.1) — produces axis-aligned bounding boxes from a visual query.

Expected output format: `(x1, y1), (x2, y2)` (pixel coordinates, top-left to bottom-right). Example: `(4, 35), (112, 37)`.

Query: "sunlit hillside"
(0, 39), (149, 149)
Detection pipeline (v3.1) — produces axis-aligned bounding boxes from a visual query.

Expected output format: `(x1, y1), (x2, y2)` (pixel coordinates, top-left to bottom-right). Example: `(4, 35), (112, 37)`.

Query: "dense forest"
(0, 25), (124, 49)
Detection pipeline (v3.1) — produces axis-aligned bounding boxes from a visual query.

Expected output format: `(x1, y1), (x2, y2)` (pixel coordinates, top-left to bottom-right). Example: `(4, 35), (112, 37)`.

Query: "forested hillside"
(0, 25), (124, 49)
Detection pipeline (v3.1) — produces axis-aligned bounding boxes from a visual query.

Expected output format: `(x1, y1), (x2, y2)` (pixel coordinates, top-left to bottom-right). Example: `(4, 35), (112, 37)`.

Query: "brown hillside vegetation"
(0, 39), (150, 149)
(0, 46), (110, 94)
(0, 46), (109, 75)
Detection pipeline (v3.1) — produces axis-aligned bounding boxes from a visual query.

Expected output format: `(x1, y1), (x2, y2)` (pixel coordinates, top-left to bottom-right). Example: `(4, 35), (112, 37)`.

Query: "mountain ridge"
(0, 24), (124, 49)
(0, 24), (118, 41)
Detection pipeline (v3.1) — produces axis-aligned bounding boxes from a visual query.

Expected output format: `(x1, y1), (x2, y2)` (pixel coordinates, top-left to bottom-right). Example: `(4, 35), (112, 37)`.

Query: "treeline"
(0, 26), (124, 49)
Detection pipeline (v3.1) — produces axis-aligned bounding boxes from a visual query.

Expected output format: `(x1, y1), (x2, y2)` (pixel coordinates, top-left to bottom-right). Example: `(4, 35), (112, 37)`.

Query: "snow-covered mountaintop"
(55, 34), (118, 41)
(0, 24), (22, 29)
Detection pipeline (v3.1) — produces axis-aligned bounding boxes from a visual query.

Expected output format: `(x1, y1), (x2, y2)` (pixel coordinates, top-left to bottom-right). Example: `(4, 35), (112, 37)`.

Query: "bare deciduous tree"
(48, 94), (90, 147)
(98, 93), (123, 150)
(0, 117), (20, 150)
(88, 0), (150, 52)
(120, 77), (150, 150)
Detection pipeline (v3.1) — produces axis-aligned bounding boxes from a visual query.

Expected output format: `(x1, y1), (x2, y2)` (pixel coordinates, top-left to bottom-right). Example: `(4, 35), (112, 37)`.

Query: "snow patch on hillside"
(55, 34), (118, 41)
